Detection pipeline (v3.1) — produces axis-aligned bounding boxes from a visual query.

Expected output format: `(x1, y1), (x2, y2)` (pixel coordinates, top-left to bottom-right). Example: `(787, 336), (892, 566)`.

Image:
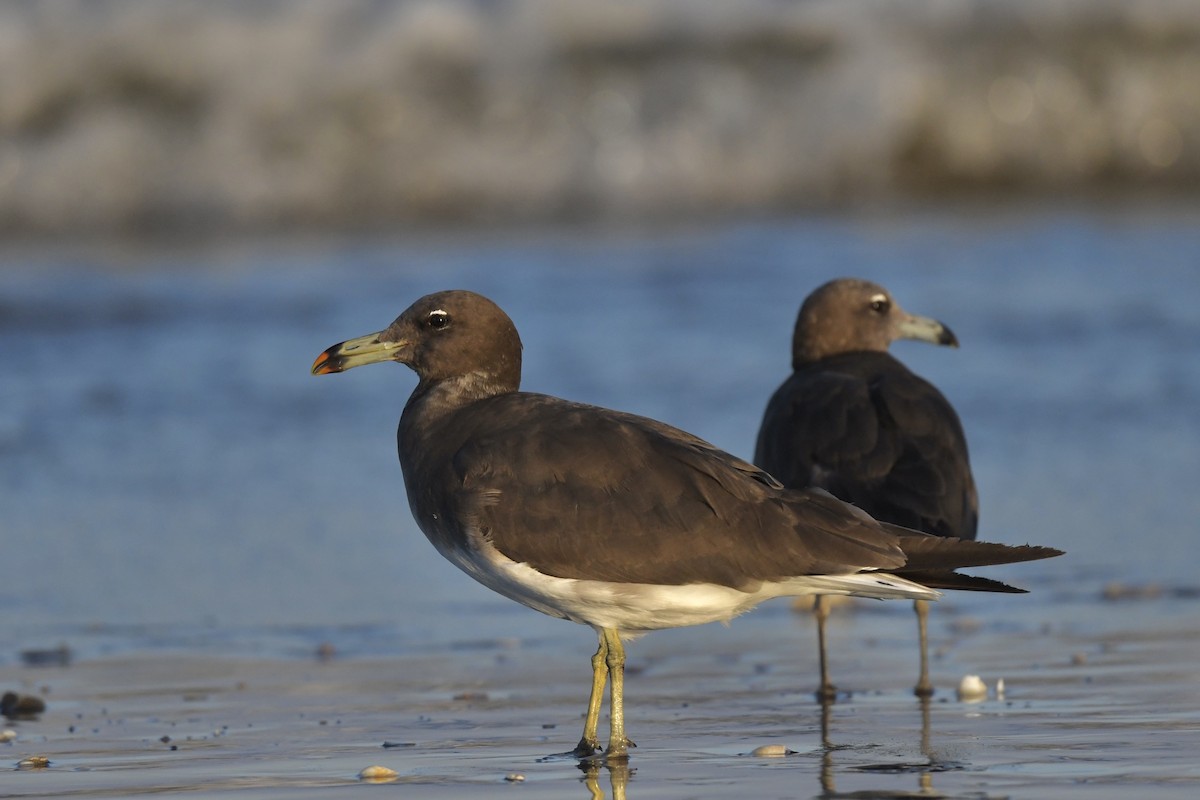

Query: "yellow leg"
(913, 599), (934, 698)
(573, 631), (609, 758)
(814, 595), (837, 701)
(602, 628), (635, 759)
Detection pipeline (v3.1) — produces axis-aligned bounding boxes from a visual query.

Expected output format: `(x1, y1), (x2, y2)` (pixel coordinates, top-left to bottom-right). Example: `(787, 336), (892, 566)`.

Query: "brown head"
(312, 290), (523, 396)
(791, 278), (958, 368)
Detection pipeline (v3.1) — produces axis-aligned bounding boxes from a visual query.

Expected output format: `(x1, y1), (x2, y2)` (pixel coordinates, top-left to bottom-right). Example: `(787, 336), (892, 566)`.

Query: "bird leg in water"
(574, 631), (610, 758)
(603, 628), (635, 759)
(913, 599), (934, 698)
(814, 595), (838, 701)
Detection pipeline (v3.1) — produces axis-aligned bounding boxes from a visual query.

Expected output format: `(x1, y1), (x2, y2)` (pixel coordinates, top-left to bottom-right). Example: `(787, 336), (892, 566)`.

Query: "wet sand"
(5, 590), (1197, 799)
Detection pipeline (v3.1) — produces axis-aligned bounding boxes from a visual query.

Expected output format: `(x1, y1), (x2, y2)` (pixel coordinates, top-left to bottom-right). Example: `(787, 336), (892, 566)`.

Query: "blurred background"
(3, 0), (1199, 234)
(2, 0), (1198, 661)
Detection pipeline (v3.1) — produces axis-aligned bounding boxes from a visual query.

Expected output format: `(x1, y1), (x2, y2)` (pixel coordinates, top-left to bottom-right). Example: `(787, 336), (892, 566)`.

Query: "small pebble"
(1070, 652), (1088, 666)
(0, 729), (16, 743)
(18, 756), (50, 769)
(996, 678), (1006, 699)
(453, 691), (489, 701)
(750, 744), (792, 757)
(957, 674), (988, 702)
(358, 765), (399, 783)
(1101, 582), (1162, 602)
(505, 772), (526, 782)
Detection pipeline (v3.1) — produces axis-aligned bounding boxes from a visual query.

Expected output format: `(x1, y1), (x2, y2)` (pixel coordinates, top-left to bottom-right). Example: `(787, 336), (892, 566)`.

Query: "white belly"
(440, 537), (939, 633)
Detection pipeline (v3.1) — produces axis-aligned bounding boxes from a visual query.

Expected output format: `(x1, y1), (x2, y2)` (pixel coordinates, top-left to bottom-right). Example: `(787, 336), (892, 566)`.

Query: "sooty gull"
(312, 289), (1061, 759)
(755, 277), (982, 699)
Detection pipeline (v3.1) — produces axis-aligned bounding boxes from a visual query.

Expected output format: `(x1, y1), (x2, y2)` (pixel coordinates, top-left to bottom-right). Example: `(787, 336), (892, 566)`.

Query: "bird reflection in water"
(579, 758), (631, 800)
(571, 697), (945, 799)
(818, 697), (943, 799)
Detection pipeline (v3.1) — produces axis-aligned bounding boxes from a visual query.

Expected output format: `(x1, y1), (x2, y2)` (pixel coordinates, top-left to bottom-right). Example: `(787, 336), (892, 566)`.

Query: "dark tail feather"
(885, 525), (1065, 571)
(898, 570), (1028, 593)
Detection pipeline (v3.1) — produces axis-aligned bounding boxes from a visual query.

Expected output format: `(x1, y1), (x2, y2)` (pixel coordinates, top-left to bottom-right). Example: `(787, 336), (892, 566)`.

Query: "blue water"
(3, 203), (1199, 660)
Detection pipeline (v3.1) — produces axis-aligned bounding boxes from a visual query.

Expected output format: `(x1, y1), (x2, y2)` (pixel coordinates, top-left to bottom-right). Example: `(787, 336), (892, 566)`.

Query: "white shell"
(957, 674), (988, 702)
(358, 765), (399, 782)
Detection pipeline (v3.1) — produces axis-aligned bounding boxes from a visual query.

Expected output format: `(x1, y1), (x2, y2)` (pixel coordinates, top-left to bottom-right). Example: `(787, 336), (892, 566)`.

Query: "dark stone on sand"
(20, 644), (71, 667)
(2, 691), (47, 719)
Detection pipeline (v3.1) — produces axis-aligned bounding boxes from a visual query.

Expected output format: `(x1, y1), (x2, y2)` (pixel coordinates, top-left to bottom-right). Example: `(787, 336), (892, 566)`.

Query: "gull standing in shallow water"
(756, 278), (981, 700)
(313, 289), (1061, 759)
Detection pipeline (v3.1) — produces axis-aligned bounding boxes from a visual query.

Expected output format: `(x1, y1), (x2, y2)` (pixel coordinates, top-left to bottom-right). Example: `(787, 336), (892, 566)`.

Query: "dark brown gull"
(756, 277), (981, 699)
(314, 289), (1060, 757)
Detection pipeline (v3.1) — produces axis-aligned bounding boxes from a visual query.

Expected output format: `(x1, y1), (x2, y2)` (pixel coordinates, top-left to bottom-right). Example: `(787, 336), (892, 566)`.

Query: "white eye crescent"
(427, 309), (450, 329)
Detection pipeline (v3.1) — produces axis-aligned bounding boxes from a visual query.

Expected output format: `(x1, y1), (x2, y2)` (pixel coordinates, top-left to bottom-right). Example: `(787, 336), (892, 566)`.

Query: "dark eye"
(868, 294), (890, 314)
(427, 310), (450, 330)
